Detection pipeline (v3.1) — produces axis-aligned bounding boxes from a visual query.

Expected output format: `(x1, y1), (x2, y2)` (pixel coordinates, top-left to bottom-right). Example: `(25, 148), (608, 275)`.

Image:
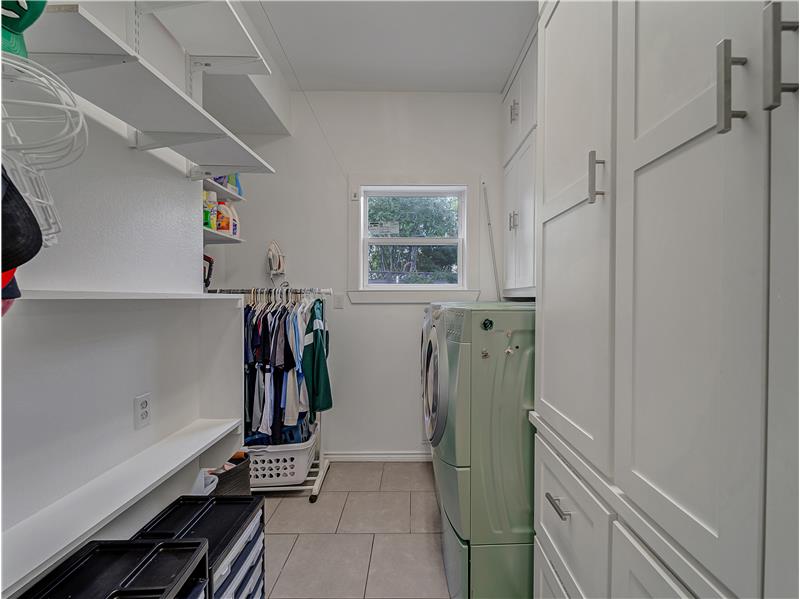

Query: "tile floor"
(258, 461), (449, 599)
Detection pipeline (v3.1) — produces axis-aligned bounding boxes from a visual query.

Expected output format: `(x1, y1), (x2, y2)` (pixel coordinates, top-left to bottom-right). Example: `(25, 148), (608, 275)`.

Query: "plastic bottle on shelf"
(216, 200), (232, 234)
(229, 203), (240, 238)
(203, 191), (218, 230)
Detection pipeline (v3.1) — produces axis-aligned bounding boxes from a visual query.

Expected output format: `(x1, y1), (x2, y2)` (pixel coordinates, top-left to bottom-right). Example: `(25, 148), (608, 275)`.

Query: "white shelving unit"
(147, 1), (291, 135)
(204, 227), (244, 245)
(203, 178), (247, 203)
(25, 4), (276, 179)
(2, 418), (241, 597)
(18, 290), (243, 301)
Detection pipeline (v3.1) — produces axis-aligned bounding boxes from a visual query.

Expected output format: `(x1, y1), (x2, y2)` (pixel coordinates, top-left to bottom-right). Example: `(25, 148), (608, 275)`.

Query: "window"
(360, 186), (466, 289)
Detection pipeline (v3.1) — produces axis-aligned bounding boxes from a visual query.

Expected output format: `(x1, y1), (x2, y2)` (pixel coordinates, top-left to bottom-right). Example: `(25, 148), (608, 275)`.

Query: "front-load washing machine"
(424, 303), (536, 598)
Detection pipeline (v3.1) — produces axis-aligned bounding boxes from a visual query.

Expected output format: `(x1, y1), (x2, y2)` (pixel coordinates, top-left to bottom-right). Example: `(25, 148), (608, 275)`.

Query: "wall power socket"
(134, 393), (152, 430)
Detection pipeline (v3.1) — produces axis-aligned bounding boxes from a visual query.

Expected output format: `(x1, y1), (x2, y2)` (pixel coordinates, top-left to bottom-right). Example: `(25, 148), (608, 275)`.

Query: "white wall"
(17, 102), (202, 294)
(212, 91), (504, 457)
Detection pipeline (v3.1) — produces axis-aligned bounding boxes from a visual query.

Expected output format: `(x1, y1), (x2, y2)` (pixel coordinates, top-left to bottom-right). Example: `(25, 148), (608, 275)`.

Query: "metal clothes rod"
(208, 287), (334, 295)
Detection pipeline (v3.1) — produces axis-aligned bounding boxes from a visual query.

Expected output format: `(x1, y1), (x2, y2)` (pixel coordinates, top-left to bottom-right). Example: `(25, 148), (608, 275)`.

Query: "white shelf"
(2, 418), (241, 597)
(26, 4), (275, 178)
(204, 227), (244, 245)
(148, 1), (291, 135)
(18, 290), (242, 301)
(147, 1), (270, 75)
(203, 178), (246, 203)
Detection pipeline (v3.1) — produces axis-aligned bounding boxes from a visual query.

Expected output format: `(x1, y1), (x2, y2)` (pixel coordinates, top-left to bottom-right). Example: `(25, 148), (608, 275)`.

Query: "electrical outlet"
(134, 393), (152, 430)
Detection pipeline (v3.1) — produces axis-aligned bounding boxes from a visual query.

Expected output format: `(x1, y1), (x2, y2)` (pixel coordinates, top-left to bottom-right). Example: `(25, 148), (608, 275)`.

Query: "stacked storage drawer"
(134, 496), (265, 599)
(19, 539), (210, 599)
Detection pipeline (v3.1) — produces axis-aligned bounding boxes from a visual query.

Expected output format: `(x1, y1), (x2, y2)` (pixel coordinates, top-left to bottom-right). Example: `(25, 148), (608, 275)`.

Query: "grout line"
(334, 491), (349, 533)
(363, 533), (376, 599)
(266, 533), (299, 599)
(378, 462), (385, 491)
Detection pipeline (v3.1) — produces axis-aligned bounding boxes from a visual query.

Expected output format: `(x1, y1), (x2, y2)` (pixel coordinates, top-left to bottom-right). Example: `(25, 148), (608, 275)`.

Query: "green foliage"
(366, 195), (460, 284)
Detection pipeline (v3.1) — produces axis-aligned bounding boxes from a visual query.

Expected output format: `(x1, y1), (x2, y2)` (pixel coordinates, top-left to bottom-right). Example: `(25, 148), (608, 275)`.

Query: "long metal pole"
(482, 180), (502, 300)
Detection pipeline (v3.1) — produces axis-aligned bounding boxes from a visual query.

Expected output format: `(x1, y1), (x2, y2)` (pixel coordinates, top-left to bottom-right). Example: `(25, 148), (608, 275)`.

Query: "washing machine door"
(424, 323), (449, 446)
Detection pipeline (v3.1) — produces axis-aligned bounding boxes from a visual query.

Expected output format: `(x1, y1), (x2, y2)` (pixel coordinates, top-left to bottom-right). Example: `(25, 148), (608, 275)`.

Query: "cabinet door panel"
(535, 0), (614, 475)
(611, 523), (691, 599)
(503, 75), (522, 165)
(516, 133), (536, 290)
(615, 3), (768, 597)
(520, 41), (538, 138)
(503, 158), (518, 290)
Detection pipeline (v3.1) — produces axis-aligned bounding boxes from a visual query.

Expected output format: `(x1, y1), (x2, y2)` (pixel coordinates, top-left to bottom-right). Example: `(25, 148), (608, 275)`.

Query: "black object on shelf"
(212, 454), (251, 496)
(19, 539), (209, 599)
(133, 496), (264, 598)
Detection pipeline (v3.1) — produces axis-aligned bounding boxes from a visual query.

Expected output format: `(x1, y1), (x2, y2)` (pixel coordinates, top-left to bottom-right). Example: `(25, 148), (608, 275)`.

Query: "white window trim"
(347, 173), (481, 304)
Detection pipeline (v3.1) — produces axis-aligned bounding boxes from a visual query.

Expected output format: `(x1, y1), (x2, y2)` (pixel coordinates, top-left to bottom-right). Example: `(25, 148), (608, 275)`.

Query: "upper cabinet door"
(503, 75), (523, 165)
(614, 3), (768, 597)
(515, 133), (536, 290)
(535, 0), (614, 476)
(520, 40), (538, 138)
(503, 157), (518, 291)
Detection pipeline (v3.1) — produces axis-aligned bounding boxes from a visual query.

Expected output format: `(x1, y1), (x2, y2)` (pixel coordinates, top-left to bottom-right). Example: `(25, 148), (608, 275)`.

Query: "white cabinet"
(502, 74), (523, 165)
(503, 131), (536, 295)
(533, 540), (569, 599)
(611, 523), (690, 599)
(614, 3), (768, 596)
(764, 2), (799, 597)
(534, 0), (614, 476)
(503, 40), (538, 166)
(534, 436), (613, 599)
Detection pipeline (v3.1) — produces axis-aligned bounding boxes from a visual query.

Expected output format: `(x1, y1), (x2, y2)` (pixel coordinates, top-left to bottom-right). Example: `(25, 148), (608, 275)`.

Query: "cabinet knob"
(716, 39), (748, 133)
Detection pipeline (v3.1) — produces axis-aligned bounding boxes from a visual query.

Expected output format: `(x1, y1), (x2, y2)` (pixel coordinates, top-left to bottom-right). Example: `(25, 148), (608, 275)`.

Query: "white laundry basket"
(248, 428), (318, 487)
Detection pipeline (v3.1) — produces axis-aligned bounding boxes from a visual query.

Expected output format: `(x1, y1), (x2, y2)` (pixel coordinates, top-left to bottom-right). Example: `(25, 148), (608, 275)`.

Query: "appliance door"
(424, 324), (448, 446)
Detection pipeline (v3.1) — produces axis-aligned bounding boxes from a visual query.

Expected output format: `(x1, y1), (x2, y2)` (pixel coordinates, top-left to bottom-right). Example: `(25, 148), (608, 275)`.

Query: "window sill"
(347, 289), (481, 305)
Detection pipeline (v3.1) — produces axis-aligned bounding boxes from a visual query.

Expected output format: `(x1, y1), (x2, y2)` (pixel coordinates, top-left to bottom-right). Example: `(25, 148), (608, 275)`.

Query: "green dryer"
(424, 303), (536, 598)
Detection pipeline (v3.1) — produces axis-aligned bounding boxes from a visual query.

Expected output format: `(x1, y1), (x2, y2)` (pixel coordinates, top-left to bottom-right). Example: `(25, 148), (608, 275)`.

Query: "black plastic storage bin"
(133, 496), (265, 599)
(19, 539), (209, 599)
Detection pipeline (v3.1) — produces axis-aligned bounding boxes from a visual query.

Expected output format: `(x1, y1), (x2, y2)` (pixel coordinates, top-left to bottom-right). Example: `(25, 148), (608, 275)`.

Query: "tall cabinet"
(531, 2), (797, 598)
(503, 40), (538, 297)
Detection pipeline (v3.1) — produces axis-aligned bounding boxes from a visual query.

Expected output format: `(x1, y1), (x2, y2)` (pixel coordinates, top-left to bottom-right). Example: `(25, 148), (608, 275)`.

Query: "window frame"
(347, 173), (481, 304)
(361, 185), (466, 291)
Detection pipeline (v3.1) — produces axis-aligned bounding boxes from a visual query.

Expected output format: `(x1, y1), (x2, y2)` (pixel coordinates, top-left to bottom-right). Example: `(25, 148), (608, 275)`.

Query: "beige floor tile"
(337, 492), (410, 533)
(270, 533), (373, 598)
(265, 534), (297, 596)
(366, 534), (449, 598)
(263, 497), (282, 524)
(266, 492), (348, 533)
(410, 492), (441, 533)
(323, 462), (384, 491)
(380, 462), (434, 491)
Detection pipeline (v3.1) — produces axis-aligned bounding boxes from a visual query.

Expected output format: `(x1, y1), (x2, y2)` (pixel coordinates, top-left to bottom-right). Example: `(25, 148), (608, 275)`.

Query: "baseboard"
(325, 450), (433, 462)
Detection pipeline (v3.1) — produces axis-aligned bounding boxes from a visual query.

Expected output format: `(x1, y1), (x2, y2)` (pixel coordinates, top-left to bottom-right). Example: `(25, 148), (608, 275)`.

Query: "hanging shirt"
(302, 299), (333, 414)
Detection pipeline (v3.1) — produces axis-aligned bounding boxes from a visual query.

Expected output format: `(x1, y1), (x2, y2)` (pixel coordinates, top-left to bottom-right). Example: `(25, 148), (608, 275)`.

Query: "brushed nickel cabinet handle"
(588, 150), (605, 204)
(545, 492), (571, 521)
(716, 39), (748, 133)
(764, 2), (799, 110)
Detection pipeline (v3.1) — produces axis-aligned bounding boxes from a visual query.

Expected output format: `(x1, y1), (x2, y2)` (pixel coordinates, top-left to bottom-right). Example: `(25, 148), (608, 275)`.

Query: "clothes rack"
(209, 285), (332, 502)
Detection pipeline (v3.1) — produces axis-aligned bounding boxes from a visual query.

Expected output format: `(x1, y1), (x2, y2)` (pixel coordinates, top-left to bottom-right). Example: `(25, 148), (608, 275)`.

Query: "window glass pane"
(367, 244), (458, 285)
(367, 195), (459, 238)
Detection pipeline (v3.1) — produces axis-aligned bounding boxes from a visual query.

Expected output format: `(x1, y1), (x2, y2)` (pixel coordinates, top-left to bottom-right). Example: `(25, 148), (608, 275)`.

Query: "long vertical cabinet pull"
(764, 2), (799, 110)
(587, 150), (606, 204)
(716, 39), (749, 133)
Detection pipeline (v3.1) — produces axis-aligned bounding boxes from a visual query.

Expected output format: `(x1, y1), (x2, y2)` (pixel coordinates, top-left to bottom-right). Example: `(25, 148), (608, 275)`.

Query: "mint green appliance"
(424, 303), (536, 598)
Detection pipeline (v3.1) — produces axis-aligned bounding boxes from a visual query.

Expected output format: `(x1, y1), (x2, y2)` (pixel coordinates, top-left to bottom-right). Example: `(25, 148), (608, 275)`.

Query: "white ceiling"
(248, 1), (539, 93)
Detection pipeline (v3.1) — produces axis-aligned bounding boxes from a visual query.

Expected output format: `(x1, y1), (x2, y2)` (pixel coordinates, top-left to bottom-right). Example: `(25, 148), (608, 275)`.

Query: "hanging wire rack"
(2, 52), (88, 246)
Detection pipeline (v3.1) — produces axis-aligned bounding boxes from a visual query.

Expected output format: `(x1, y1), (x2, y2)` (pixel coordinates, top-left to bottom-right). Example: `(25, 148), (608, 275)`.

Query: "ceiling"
(247, 2), (539, 93)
